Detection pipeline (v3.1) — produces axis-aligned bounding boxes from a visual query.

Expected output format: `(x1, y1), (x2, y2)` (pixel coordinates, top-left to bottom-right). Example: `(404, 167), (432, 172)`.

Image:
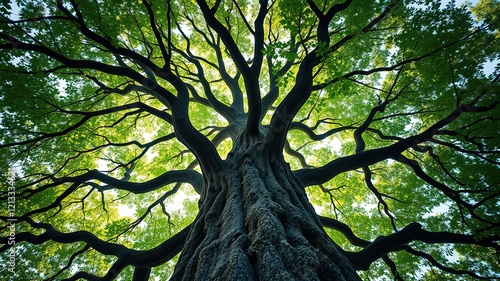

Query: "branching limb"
(176, 10), (245, 111)
(296, 97), (499, 186)
(284, 140), (313, 168)
(290, 121), (356, 141)
(196, 0), (263, 137)
(142, 0), (171, 66)
(320, 215), (420, 269)
(345, 223), (422, 270)
(362, 166), (398, 230)
(320, 215), (499, 278)
(47, 245), (91, 281)
(85, 169), (203, 194)
(2, 6), (224, 175)
(242, 0), (273, 135)
(118, 183), (183, 234)
(172, 45), (236, 122)
(403, 246), (498, 280)
(395, 154), (495, 225)
(0, 33), (177, 106)
(382, 255), (404, 281)
(195, 0), (250, 77)
(266, 0), (399, 155)
(0, 101), (170, 149)
(313, 25), (485, 91)
(0, 218), (192, 269)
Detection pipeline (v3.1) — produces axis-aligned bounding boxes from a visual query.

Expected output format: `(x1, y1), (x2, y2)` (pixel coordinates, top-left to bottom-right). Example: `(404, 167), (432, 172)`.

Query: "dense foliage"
(1, 0), (499, 280)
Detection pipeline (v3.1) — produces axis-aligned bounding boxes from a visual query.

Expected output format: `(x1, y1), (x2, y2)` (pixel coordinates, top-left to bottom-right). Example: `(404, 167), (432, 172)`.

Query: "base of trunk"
(171, 146), (360, 281)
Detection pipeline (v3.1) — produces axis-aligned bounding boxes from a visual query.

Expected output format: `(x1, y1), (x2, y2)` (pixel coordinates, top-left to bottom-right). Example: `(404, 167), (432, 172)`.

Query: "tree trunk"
(170, 143), (360, 280)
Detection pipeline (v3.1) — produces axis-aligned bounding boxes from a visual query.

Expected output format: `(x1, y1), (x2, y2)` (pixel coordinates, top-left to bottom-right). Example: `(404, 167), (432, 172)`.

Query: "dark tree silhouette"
(1, 0), (499, 280)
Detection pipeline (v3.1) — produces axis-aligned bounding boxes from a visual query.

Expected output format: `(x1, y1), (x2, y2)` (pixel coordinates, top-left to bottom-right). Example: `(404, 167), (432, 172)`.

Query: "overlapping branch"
(265, 0), (400, 154)
(2, 1), (226, 174)
(320, 216), (499, 279)
(295, 97), (499, 186)
(0, 218), (191, 280)
(196, 0), (264, 136)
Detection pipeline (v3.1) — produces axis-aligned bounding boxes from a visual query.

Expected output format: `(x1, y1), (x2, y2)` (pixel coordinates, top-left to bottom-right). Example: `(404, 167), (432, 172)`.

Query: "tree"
(0, 0), (499, 279)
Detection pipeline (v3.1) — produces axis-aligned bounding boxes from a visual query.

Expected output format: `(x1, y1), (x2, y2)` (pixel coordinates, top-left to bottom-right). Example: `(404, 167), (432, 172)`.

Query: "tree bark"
(170, 143), (360, 280)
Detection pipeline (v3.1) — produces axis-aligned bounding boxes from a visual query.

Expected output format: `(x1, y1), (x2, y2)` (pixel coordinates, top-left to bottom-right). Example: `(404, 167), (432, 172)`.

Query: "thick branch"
(321, 215), (499, 274)
(295, 101), (499, 186)
(265, 0), (397, 155)
(169, 94), (224, 174)
(0, 218), (192, 269)
(142, 0), (170, 65)
(0, 33), (176, 106)
(195, 0), (250, 77)
(86, 169), (203, 194)
(265, 51), (318, 152)
(172, 45), (236, 121)
(346, 223), (422, 270)
(0, 102), (171, 149)
(243, 0), (269, 136)
(133, 267), (151, 281)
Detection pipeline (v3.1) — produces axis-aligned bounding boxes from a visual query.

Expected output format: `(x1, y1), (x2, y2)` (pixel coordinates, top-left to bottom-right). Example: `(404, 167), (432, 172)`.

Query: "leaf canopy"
(1, 0), (499, 280)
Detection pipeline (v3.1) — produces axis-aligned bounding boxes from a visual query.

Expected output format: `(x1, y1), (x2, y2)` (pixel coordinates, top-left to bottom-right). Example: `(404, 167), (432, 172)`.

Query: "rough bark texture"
(170, 143), (360, 280)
